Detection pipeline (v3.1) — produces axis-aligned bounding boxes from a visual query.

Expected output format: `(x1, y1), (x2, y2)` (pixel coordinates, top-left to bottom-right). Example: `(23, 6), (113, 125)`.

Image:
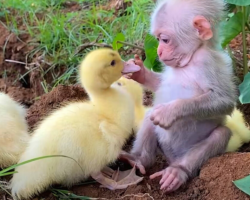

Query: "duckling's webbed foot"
(91, 166), (143, 190)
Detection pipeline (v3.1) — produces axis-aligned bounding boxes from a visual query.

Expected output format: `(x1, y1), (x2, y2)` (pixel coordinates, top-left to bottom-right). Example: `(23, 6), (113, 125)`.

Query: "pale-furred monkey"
(122, 0), (238, 193)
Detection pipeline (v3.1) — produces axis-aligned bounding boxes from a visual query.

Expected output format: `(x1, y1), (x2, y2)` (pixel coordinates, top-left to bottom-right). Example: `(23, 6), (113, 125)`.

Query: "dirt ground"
(1, 1), (250, 200)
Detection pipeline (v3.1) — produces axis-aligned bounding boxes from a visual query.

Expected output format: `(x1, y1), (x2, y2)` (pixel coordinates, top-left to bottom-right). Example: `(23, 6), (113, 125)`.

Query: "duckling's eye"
(117, 82), (122, 86)
(110, 60), (115, 66)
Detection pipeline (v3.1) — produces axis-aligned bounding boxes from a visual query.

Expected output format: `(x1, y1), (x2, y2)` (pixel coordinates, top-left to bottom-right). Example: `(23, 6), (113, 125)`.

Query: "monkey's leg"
(131, 112), (158, 168)
(117, 113), (157, 169)
(150, 126), (231, 193)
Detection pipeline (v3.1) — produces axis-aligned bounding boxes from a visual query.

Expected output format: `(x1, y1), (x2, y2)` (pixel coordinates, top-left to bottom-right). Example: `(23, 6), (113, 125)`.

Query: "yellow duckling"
(115, 77), (250, 153)
(114, 77), (149, 133)
(226, 108), (250, 152)
(10, 48), (144, 200)
(0, 92), (30, 168)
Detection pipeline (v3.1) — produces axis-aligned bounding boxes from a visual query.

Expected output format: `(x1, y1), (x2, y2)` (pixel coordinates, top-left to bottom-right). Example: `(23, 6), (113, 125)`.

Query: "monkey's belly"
(156, 119), (220, 159)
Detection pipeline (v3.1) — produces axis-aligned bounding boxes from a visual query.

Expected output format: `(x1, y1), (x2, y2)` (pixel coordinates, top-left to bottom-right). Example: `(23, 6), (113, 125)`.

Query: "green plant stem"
(246, 22), (250, 31)
(242, 6), (248, 76)
(117, 41), (144, 51)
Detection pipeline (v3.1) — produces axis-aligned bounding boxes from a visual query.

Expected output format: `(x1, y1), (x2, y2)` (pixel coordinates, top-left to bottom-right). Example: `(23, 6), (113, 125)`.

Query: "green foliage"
(1, 0), (153, 88)
(239, 72), (250, 104)
(226, 0), (250, 6)
(143, 33), (163, 72)
(220, 12), (243, 48)
(112, 33), (125, 50)
(221, 1), (250, 103)
(233, 175), (250, 196)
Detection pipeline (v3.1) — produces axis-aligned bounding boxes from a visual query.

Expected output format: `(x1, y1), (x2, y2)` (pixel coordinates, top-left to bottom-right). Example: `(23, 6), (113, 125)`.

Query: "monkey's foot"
(91, 166), (143, 190)
(118, 150), (146, 174)
(149, 166), (188, 193)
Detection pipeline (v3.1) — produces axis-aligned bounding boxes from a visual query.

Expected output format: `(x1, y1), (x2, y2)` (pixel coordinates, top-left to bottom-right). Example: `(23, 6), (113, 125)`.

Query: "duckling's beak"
(121, 61), (141, 75)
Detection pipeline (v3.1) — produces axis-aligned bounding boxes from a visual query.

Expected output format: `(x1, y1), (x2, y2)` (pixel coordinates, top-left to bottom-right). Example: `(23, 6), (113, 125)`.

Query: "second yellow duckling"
(226, 108), (250, 152)
(10, 48), (144, 200)
(114, 77), (149, 133)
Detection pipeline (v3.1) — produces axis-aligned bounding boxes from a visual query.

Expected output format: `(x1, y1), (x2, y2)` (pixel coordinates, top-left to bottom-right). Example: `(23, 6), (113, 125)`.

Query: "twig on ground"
(117, 41), (144, 51)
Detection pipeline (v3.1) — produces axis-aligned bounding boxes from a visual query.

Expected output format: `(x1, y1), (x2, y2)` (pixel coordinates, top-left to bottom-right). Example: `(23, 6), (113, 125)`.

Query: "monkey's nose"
(157, 49), (163, 58)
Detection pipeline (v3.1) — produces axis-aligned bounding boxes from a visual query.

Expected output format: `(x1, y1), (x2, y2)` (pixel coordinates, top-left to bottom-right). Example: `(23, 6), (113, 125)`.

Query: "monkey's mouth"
(163, 58), (175, 62)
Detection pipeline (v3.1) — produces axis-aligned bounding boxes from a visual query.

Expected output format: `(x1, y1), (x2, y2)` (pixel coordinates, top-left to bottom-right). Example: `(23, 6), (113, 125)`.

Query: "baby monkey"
(123, 0), (238, 193)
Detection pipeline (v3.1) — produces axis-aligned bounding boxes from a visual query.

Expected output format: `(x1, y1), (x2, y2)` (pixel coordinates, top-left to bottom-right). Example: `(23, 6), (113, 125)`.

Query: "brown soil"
(26, 84), (88, 131)
(68, 153), (250, 200)
(0, 1), (250, 200)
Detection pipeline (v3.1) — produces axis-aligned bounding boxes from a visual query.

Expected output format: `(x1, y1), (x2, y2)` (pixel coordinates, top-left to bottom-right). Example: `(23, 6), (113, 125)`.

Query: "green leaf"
(143, 33), (163, 72)
(239, 72), (250, 104)
(220, 12), (243, 48)
(233, 175), (250, 196)
(225, 0), (250, 6)
(112, 33), (125, 50)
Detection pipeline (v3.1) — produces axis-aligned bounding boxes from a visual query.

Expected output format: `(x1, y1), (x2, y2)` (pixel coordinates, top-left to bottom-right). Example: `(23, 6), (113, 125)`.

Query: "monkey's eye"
(110, 60), (116, 66)
(162, 39), (170, 44)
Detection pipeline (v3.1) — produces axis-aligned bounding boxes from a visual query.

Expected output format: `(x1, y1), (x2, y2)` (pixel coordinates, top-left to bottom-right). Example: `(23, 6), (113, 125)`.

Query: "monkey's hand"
(150, 102), (178, 129)
(124, 55), (146, 84)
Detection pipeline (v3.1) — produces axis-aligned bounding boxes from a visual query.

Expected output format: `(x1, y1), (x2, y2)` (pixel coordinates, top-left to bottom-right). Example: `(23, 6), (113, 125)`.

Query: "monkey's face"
(156, 33), (181, 67)
(150, 1), (214, 68)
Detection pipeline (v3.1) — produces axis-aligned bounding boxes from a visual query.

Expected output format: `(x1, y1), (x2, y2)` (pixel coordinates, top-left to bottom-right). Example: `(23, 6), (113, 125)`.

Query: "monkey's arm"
(143, 69), (161, 92)
(124, 57), (161, 92)
(151, 72), (237, 128)
(178, 89), (236, 118)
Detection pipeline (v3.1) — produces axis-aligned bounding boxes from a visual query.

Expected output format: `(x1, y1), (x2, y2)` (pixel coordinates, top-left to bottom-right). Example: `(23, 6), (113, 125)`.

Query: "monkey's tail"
(225, 108), (250, 152)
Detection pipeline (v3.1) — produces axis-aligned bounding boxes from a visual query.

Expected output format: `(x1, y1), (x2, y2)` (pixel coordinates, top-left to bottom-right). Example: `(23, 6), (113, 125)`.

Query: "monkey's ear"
(193, 16), (213, 40)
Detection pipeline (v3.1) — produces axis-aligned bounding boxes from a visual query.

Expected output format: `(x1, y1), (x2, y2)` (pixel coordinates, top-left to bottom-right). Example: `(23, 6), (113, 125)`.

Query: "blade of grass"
(0, 155), (84, 175)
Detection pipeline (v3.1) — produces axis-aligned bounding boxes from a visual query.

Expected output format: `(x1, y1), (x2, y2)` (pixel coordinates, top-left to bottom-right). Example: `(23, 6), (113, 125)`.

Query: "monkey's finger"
(134, 54), (141, 61)
(150, 115), (160, 125)
(160, 174), (175, 190)
(123, 74), (132, 79)
(149, 111), (158, 121)
(134, 55), (144, 66)
(149, 171), (164, 179)
(164, 177), (180, 192)
(159, 171), (171, 185)
(170, 181), (183, 192)
(152, 119), (160, 126)
(133, 163), (146, 175)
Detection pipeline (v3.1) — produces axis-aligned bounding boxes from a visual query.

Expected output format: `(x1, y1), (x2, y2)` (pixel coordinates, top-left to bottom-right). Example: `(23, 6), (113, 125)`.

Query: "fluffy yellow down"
(226, 108), (250, 152)
(0, 93), (30, 168)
